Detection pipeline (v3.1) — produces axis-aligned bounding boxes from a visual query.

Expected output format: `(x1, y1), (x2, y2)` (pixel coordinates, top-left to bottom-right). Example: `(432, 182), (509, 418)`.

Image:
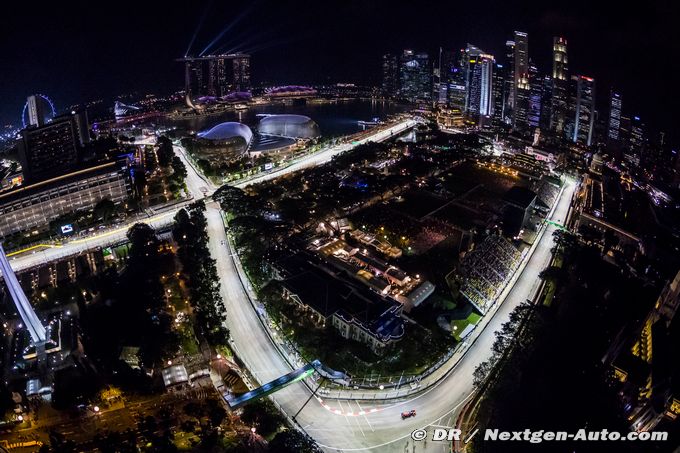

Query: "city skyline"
(0, 3), (679, 451)
(1, 0), (678, 145)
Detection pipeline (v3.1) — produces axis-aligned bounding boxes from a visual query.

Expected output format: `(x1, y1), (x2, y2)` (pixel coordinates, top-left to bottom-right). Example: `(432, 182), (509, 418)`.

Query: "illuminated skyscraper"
(26, 95), (46, 127)
(382, 53), (399, 96)
(568, 75), (596, 146)
(463, 45), (494, 121)
(550, 37), (569, 135)
(630, 116), (646, 152)
(399, 50), (431, 102)
(539, 76), (553, 131)
(512, 31), (530, 130)
(232, 55), (251, 91)
(181, 54), (251, 98)
(527, 62), (542, 129)
(607, 90), (622, 142)
(492, 62), (506, 126)
(503, 40), (515, 124)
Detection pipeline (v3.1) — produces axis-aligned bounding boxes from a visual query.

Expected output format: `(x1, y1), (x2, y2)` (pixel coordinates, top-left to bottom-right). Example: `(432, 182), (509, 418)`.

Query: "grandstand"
(534, 176), (561, 212)
(459, 235), (522, 314)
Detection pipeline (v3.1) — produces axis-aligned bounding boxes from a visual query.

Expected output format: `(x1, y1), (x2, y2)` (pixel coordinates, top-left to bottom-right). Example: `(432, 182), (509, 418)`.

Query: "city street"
(203, 166), (575, 452)
(6, 118), (414, 273)
(4, 119), (575, 452)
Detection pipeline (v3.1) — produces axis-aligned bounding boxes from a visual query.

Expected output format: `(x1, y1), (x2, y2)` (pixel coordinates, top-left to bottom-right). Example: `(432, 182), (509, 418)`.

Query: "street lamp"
(93, 406), (100, 413)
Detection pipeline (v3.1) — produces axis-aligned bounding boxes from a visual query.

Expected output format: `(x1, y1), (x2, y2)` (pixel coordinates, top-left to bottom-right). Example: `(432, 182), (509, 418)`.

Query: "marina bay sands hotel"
(178, 53), (251, 99)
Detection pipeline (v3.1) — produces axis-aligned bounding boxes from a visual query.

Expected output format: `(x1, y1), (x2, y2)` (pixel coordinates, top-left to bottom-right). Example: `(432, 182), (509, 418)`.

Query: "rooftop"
(503, 186), (537, 209)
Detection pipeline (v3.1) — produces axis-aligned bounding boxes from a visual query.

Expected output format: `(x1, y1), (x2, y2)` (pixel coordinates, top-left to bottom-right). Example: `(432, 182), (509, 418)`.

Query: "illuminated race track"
(7, 119), (414, 273)
(206, 179), (576, 452)
(6, 117), (575, 451)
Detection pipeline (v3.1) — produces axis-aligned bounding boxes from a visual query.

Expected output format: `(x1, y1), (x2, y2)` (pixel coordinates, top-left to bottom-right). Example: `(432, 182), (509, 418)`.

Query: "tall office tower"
(630, 116), (646, 151)
(463, 45), (494, 121)
(492, 62), (506, 126)
(434, 48), (458, 104)
(568, 75), (596, 146)
(69, 108), (91, 146)
(26, 95), (47, 127)
(503, 40), (515, 124)
(232, 55), (251, 91)
(539, 76), (553, 131)
(527, 62), (543, 129)
(514, 85), (531, 132)
(18, 116), (79, 183)
(445, 49), (467, 110)
(607, 90), (623, 143)
(382, 53), (400, 96)
(440, 49), (458, 83)
(550, 37), (569, 136)
(399, 50), (431, 102)
(512, 31), (529, 128)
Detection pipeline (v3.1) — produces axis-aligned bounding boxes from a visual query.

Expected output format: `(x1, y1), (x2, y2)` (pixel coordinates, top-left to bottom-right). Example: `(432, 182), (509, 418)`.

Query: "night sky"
(2, 0), (678, 144)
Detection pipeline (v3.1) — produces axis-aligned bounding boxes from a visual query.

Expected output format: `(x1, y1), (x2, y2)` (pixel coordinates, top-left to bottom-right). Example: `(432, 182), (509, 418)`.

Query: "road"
(6, 117), (575, 452)
(203, 163), (575, 453)
(6, 118), (415, 273)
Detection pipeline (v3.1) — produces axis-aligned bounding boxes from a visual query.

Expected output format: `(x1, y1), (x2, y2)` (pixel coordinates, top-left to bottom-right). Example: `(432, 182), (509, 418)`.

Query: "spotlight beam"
(185, 0), (213, 57)
(199, 1), (258, 56)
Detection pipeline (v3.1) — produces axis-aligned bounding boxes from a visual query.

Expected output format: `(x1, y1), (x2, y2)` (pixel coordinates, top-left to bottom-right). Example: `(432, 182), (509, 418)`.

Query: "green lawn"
(451, 312), (482, 342)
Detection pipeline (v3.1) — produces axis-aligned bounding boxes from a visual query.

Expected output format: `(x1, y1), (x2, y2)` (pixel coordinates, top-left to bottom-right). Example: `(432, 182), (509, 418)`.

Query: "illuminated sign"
(60, 224), (74, 234)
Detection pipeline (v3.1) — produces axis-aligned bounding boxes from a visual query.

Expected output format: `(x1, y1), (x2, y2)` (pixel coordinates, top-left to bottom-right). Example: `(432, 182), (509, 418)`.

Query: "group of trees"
(81, 223), (179, 373)
(472, 301), (538, 388)
(156, 135), (187, 195)
(213, 186), (284, 287)
(173, 201), (230, 347)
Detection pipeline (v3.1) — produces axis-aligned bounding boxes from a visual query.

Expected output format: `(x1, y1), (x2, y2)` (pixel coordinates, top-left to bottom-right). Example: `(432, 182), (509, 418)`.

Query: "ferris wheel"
(21, 94), (57, 128)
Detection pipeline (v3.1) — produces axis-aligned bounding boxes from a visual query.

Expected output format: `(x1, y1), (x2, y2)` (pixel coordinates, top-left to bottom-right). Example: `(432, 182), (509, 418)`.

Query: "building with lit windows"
(568, 75), (596, 146)
(399, 50), (431, 102)
(608, 90), (622, 143)
(550, 37), (569, 136)
(492, 63), (506, 126)
(512, 31), (530, 131)
(17, 115), (80, 184)
(381, 53), (399, 96)
(539, 75), (553, 131)
(503, 40), (515, 124)
(605, 270), (680, 432)
(179, 53), (251, 99)
(0, 161), (131, 239)
(527, 62), (542, 129)
(463, 45), (494, 122)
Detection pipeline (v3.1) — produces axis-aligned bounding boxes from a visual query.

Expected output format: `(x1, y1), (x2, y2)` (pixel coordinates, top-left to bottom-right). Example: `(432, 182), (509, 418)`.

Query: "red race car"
(401, 409), (416, 419)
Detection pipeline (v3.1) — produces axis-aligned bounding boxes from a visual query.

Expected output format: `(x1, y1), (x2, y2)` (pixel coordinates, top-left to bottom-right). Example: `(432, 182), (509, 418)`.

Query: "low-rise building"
(277, 255), (405, 352)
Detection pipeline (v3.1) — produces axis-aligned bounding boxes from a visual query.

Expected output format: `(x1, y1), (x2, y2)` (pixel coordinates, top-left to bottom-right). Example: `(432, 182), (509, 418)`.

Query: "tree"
(268, 429), (322, 453)
(94, 198), (116, 222)
(539, 265), (568, 284)
(170, 156), (187, 184)
(240, 400), (286, 437)
(156, 136), (175, 168)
